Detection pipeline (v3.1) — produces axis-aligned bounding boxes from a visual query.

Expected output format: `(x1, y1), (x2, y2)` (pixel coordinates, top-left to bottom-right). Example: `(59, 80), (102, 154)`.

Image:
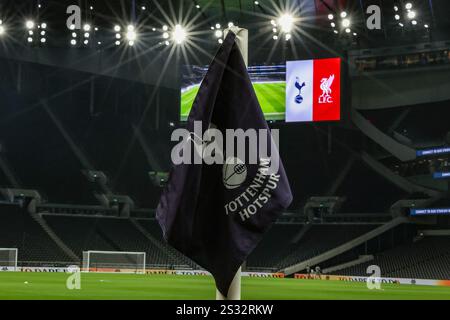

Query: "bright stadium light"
(69, 24), (76, 30)
(27, 37), (33, 42)
(114, 25), (121, 32)
(70, 39), (77, 45)
(345, 28), (351, 33)
(277, 13), (294, 33)
(172, 24), (187, 44)
(83, 24), (91, 31)
(411, 20), (417, 25)
(328, 14), (334, 20)
(405, 3), (413, 10)
(41, 22), (47, 29)
(215, 29), (223, 38)
(340, 11), (347, 18)
(342, 18), (351, 28)
(407, 10), (416, 19)
(126, 26), (137, 40)
(0, 25), (5, 36)
(285, 33), (291, 41)
(26, 20), (35, 29)
(162, 25), (169, 31)
(395, 14), (400, 20)
(162, 32), (169, 39)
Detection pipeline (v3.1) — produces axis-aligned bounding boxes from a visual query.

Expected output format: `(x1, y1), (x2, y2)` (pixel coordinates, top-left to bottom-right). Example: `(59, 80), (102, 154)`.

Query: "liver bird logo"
(319, 74), (334, 103)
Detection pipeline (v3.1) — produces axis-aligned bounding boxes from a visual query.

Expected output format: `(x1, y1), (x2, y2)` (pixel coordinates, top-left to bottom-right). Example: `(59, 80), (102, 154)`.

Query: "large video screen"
(180, 58), (341, 122)
(180, 64), (286, 121)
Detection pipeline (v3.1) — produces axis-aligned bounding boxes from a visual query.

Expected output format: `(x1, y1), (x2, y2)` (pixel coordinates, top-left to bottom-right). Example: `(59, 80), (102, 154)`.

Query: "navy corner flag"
(156, 32), (292, 297)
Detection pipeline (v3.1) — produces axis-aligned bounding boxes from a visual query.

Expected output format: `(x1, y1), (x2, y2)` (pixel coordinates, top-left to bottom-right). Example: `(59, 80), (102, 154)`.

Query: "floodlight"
(277, 14), (294, 33)
(172, 24), (186, 44)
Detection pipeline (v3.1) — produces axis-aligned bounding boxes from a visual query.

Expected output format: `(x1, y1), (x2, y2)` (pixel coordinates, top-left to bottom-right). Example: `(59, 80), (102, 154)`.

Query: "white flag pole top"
(215, 26), (247, 301)
(224, 26), (248, 66)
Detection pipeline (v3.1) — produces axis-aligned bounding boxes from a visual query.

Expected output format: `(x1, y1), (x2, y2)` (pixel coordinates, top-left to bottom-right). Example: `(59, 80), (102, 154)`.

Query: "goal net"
(0, 248), (18, 271)
(82, 251), (146, 274)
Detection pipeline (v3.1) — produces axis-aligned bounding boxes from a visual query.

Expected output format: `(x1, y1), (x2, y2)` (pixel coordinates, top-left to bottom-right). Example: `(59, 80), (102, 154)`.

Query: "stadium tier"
(247, 224), (377, 270)
(42, 215), (192, 268)
(338, 236), (450, 280)
(0, 204), (71, 264)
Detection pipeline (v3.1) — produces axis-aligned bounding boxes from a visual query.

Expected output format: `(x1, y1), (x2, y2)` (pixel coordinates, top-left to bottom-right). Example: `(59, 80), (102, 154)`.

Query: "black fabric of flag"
(157, 32), (292, 297)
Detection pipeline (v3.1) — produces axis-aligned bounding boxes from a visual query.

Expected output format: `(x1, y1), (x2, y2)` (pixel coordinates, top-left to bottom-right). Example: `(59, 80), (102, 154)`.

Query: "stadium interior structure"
(0, 0), (450, 287)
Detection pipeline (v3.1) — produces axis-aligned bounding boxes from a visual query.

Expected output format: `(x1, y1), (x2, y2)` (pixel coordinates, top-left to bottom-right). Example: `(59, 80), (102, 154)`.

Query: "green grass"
(1, 272), (450, 300)
(180, 82), (286, 121)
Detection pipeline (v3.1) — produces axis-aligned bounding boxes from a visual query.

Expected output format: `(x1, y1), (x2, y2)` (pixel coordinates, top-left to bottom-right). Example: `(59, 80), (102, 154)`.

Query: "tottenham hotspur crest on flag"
(223, 157), (247, 189)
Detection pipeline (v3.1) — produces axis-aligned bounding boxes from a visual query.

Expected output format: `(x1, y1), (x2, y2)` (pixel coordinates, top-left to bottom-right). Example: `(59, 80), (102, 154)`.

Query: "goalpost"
(0, 248), (18, 271)
(82, 251), (146, 274)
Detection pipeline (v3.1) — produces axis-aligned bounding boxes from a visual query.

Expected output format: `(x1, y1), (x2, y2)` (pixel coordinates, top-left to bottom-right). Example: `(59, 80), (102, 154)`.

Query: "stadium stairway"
(30, 212), (79, 262)
(41, 214), (191, 268)
(352, 109), (416, 162)
(0, 203), (73, 263)
(282, 216), (409, 275)
(131, 218), (195, 268)
(134, 219), (197, 269)
(322, 255), (374, 274)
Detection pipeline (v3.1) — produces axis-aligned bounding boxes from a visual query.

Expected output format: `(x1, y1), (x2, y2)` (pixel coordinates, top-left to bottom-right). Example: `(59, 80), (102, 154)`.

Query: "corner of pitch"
(224, 157), (281, 221)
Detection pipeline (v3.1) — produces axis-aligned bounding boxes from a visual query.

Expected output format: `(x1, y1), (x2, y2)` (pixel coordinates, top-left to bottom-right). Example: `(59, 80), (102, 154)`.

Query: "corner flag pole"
(215, 26), (248, 301)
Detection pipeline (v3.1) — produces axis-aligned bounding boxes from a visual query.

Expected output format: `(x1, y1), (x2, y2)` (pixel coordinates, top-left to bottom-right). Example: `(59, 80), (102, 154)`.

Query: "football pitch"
(1, 272), (450, 300)
(180, 82), (286, 121)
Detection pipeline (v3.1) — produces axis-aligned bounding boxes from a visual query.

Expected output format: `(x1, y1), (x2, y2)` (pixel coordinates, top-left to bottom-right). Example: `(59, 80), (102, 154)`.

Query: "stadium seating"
(135, 219), (197, 268)
(338, 236), (450, 279)
(0, 204), (71, 264)
(247, 224), (377, 270)
(43, 215), (188, 267)
(339, 236), (450, 279)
